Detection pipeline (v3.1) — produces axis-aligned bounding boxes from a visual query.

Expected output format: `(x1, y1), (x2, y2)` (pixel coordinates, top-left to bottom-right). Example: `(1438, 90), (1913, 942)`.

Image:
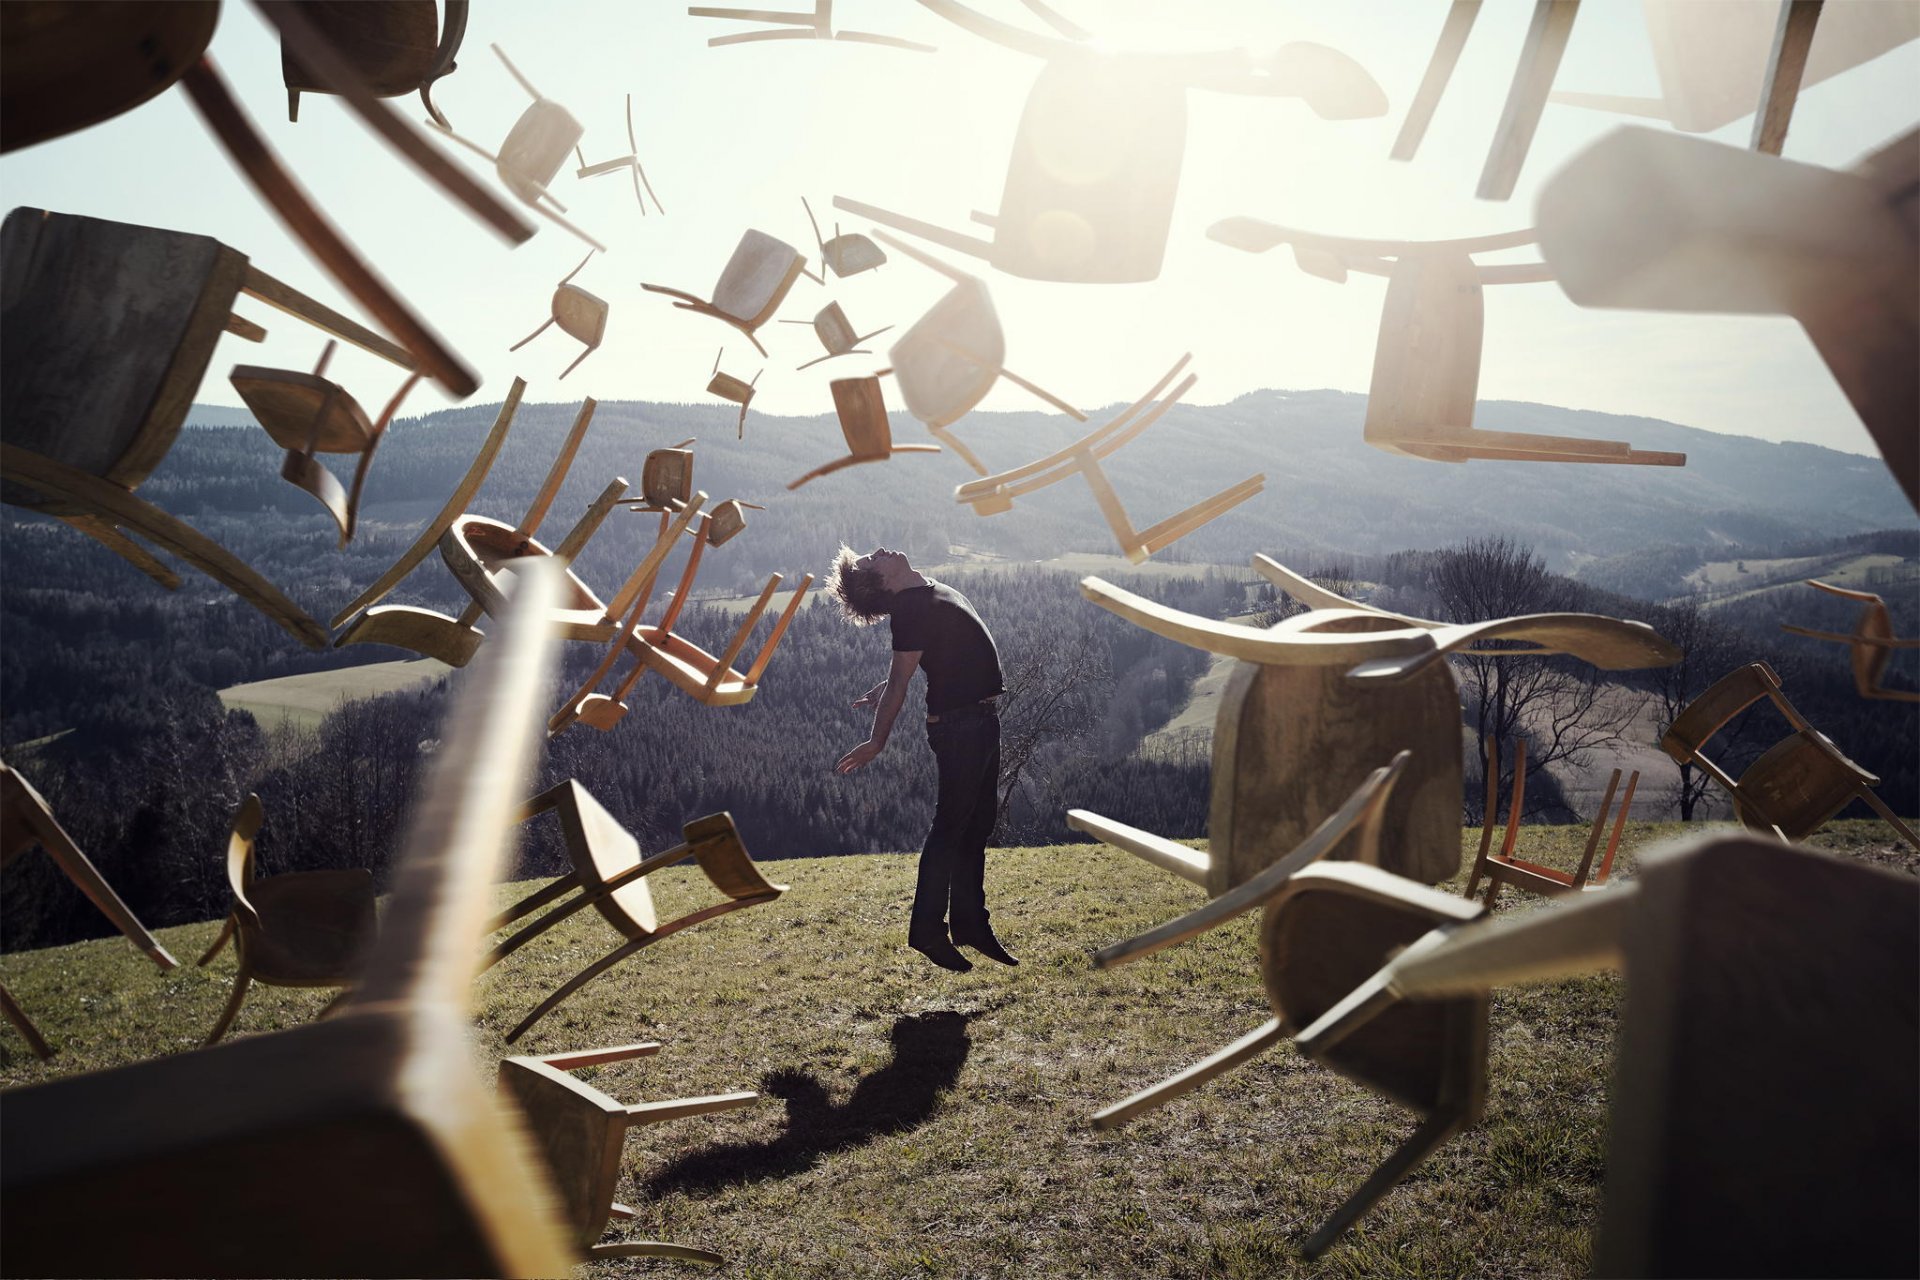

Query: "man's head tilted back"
(829, 545), (916, 624)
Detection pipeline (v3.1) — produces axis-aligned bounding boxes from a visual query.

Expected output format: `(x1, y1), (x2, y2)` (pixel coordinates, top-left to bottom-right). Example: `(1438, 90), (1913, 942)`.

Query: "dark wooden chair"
(281, 0), (469, 127)
(1462, 735), (1637, 906)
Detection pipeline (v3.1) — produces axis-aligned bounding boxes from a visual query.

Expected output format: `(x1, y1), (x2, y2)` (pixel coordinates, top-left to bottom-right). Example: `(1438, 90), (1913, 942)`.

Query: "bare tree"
(993, 620), (1110, 842)
(1645, 596), (1755, 821)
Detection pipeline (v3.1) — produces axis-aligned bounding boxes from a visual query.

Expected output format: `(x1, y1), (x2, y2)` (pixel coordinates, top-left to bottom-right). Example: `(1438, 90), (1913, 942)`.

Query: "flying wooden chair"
(688, 0), (936, 52)
(1659, 660), (1920, 850)
(954, 353), (1262, 561)
(280, 0), (469, 128)
(862, 229), (1082, 475)
(841, 0), (1382, 282)
(1208, 218), (1687, 469)
(1550, 0), (1917, 155)
(787, 375), (941, 489)
(1782, 579), (1920, 703)
(498, 1043), (759, 1263)
(1, 1), (528, 396)
(484, 782), (787, 1042)
(782, 301), (892, 370)
(1537, 125), (1918, 511)
(616, 438), (699, 516)
(1088, 757), (1490, 1257)
(803, 196), (885, 278)
(703, 497), (765, 547)
(1462, 735), (1637, 907)
(1293, 832), (1918, 1276)
(641, 228), (816, 356)
(427, 43), (607, 250)
(573, 93), (664, 215)
(0, 565), (579, 1279)
(1075, 556), (1682, 886)
(510, 250), (608, 380)
(231, 339), (424, 545)
(0, 205), (464, 649)
(1, 761), (179, 1059)
(706, 350), (762, 438)
(198, 795), (378, 1046)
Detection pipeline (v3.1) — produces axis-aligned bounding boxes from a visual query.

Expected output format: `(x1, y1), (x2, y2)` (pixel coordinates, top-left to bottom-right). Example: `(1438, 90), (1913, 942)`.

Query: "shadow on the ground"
(641, 1010), (974, 1196)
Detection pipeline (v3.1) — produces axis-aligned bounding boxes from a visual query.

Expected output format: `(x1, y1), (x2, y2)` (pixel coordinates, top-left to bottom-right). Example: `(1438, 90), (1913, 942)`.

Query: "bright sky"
(3, 0), (1914, 454)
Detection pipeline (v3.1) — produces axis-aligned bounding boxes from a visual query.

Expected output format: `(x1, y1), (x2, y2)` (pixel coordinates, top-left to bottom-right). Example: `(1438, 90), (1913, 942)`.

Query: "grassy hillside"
(4, 820), (1912, 1278)
(218, 657), (452, 730)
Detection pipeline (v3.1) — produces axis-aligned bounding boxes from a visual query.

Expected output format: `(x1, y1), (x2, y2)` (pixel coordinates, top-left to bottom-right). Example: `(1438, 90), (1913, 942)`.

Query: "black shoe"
(909, 933), (973, 972)
(952, 925), (1019, 966)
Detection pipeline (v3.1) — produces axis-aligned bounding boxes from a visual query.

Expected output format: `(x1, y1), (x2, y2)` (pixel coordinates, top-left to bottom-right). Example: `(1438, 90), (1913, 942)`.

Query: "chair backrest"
(1660, 661), (1782, 764)
(1363, 251), (1482, 448)
(813, 301), (857, 352)
(496, 1054), (626, 1248)
(1736, 732), (1874, 840)
(498, 98), (581, 199)
(684, 813), (785, 901)
(552, 285), (607, 345)
(231, 366), (377, 454)
(888, 279), (1004, 429)
(711, 230), (805, 326)
(280, 0), (448, 99)
(641, 442), (695, 508)
(547, 780), (658, 938)
(831, 376), (892, 458)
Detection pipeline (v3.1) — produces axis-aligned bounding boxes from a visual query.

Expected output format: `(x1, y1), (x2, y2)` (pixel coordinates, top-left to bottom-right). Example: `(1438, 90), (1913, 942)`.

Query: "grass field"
(3, 820), (1912, 1278)
(217, 658), (453, 730)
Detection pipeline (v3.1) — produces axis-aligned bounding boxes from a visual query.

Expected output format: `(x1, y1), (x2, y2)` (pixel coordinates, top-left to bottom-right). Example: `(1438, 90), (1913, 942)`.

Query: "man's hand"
(851, 680), (888, 710)
(836, 740), (885, 774)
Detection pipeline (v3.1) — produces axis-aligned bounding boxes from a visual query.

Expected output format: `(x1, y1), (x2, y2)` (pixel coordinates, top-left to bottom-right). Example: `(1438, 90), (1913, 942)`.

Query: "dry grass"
(216, 657), (452, 730)
(2, 820), (1912, 1278)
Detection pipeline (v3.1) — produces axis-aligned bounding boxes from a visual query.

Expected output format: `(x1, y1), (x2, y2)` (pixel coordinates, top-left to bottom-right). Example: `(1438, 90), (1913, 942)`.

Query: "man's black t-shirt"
(889, 579), (1004, 714)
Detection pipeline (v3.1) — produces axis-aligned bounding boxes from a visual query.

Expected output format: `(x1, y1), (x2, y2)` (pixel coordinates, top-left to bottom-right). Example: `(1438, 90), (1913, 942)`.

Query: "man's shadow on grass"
(642, 1010), (974, 1196)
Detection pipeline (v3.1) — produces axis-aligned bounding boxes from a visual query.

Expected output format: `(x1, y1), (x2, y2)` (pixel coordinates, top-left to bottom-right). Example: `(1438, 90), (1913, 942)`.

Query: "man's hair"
(827, 544), (892, 625)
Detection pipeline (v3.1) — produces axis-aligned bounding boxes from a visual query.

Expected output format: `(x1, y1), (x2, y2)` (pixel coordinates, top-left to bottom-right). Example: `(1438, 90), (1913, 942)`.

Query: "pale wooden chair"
(803, 196), (885, 278)
(498, 1043), (759, 1262)
(1537, 125), (1917, 510)
(427, 43), (606, 251)
(782, 301), (892, 370)
(1208, 217), (1687, 468)
(706, 350), (761, 437)
(689, 0), (935, 52)
(0, 205), (458, 649)
(1, 759), (179, 1058)
(0, 564), (579, 1278)
(787, 375), (941, 489)
(1462, 736), (1637, 907)
(703, 498), (765, 547)
(484, 782), (787, 1042)
(231, 340), (424, 545)
(1090, 805), (1488, 1257)
(1783, 579), (1920, 703)
(954, 353), (1263, 561)
(510, 250), (608, 380)
(1659, 661), (1920, 849)
(573, 93), (664, 215)
(1298, 832), (1918, 1276)
(198, 794), (378, 1046)
(641, 228), (817, 356)
(619, 438), (699, 515)
(281, 0), (468, 127)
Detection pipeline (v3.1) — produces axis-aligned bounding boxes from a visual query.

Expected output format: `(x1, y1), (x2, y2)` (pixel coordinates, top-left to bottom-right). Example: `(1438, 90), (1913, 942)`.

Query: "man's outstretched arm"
(837, 649), (921, 774)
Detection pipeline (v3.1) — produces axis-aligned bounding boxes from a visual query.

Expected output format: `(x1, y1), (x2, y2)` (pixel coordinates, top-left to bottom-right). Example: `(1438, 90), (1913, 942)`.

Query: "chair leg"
(204, 969), (253, 1046)
(1856, 788), (1920, 852)
(1092, 1018), (1287, 1130)
(1302, 1109), (1466, 1257)
(0, 982), (54, 1059)
(588, 1241), (724, 1264)
(506, 935), (656, 1043)
(197, 915), (236, 966)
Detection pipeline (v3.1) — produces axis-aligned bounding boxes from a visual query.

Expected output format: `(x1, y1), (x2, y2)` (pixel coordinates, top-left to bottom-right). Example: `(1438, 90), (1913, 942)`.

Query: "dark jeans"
(912, 711), (1000, 936)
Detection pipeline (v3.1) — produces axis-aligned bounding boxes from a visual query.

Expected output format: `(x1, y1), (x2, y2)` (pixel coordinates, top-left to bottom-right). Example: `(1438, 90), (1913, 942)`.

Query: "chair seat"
(245, 869), (377, 985)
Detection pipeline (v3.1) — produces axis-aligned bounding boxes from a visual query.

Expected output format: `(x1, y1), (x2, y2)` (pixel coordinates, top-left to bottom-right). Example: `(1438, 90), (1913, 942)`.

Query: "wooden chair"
(858, 229), (1083, 474)
(573, 93), (664, 215)
(689, 0), (936, 52)
(0, 206), (457, 649)
(280, 0), (468, 128)
(1463, 735), (1637, 907)
(1300, 832), (1918, 1277)
(954, 353), (1263, 562)
(803, 195), (885, 278)
(0, 565), (577, 1279)
(483, 782), (787, 1043)
(231, 340), (423, 545)
(1208, 218), (1687, 469)
(1076, 556), (1682, 885)
(642, 228), (816, 356)
(782, 301), (892, 370)
(1091, 836), (1488, 1256)
(428, 43), (607, 251)
(510, 250), (608, 380)
(703, 498), (764, 547)
(1659, 661), (1920, 849)
(1, 760), (179, 1058)
(498, 1043), (759, 1262)
(1, 3), (523, 395)
(1783, 579), (1920, 703)
(787, 375), (941, 489)
(706, 350), (761, 438)
(198, 794), (378, 1046)
(620, 438), (699, 515)
(1537, 125), (1918, 511)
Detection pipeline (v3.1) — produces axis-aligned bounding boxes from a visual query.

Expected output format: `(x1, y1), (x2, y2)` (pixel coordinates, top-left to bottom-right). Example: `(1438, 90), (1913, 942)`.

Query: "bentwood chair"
(198, 795), (378, 1045)
(573, 93), (665, 215)
(787, 375), (941, 489)
(642, 229), (816, 356)
(281, 0), (469, 127)
(1462, 735), (1637, 906)
(803, 196), (885, 278)
(706, 351), (761, 437)
(510, 250), (609, 380)
(1782, 579), (1920, 703)
(781, 301), (892, 370)
(484, 782), (787, 1042)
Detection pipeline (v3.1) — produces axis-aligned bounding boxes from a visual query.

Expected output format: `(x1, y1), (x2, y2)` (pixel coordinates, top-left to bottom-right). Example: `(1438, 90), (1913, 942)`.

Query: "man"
(830, 545), (1017, 972)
